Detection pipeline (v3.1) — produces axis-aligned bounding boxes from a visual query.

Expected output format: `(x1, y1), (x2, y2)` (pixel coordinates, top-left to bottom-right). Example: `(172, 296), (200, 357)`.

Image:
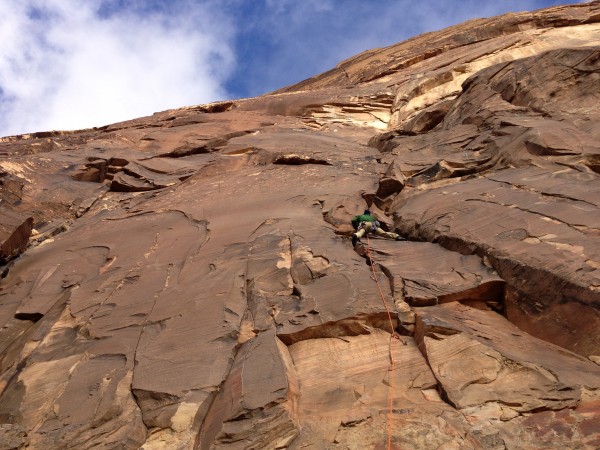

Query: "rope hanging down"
(365, 233), (405, 450)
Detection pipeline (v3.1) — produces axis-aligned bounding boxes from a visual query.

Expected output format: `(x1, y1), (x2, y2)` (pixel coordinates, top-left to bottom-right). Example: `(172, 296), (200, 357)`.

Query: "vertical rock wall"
(1, 2), (600, 449)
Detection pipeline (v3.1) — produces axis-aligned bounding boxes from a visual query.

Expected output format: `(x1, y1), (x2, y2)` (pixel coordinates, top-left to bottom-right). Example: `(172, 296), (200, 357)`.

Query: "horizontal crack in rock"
(277, 312), (398, 345)
(273, 154), (332, 166)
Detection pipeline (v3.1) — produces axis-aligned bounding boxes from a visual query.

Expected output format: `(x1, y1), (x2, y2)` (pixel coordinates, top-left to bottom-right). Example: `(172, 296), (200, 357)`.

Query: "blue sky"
(0, 0), (581, 137)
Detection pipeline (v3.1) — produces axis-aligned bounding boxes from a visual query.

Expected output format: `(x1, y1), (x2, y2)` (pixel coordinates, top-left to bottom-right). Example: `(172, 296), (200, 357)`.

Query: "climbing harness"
(365, 233), (405, 450)
(358, 220), (380, 233)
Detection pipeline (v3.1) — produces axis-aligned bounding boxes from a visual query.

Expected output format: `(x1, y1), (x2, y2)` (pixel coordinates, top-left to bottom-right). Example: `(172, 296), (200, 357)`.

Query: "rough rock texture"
(1, 2), (600, 449)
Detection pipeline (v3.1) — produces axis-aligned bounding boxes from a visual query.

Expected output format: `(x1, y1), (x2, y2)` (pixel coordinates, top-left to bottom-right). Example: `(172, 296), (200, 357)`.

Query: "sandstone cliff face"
(1, 2), (600, 449)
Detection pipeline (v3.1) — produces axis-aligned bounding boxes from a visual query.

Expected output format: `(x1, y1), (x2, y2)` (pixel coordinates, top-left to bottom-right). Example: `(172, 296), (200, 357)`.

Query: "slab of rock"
(287, 329), (472, 449)
(362, 239), (504, 308)
(393, 167), (600, 356)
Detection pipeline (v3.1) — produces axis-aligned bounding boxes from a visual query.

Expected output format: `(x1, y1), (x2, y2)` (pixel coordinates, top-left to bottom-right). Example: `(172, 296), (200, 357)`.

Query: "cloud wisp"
(0, 0), (235, 137)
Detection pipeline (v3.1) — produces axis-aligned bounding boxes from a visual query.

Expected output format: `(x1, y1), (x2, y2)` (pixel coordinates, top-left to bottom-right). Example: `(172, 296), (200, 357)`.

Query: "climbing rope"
(365, 233), (402, 450)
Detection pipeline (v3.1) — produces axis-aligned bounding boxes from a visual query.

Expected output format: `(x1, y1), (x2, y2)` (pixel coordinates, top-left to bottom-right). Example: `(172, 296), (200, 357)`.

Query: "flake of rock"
(108, 161), (191, 192)
(199, 330), (299, 449)
(0, 171), (24, 205)
(373, 124), (485, 179)
(0, 210), (33, 264)
(111, 172), (159, 192)
(0, 424), (27, 449)
(375, 159), (406, 203)
(415, 302), (600, 448)
(399, 99), (454, 134)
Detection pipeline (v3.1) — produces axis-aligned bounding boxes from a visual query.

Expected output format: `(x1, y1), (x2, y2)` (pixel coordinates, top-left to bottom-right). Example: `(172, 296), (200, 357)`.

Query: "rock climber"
(351, 209), (405, 246)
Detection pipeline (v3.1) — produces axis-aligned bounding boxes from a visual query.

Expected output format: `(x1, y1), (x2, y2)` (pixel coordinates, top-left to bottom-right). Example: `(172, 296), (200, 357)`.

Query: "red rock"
(1, 3), (600, 448)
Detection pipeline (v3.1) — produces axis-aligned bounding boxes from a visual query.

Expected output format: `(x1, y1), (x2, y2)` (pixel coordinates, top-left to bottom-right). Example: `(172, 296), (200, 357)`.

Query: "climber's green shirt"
(351, 214), (376, 230)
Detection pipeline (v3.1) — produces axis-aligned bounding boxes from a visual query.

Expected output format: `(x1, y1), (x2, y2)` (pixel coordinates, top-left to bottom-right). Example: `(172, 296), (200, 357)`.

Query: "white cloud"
(0, 0), (235, 137)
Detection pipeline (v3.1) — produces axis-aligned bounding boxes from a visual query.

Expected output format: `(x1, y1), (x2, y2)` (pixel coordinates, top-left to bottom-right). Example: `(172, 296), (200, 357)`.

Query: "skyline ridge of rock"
(1, 2), (600, 449)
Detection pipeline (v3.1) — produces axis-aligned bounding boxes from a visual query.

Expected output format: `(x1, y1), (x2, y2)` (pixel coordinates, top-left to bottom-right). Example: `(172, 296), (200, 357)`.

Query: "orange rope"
(365, 233), (398, 450)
